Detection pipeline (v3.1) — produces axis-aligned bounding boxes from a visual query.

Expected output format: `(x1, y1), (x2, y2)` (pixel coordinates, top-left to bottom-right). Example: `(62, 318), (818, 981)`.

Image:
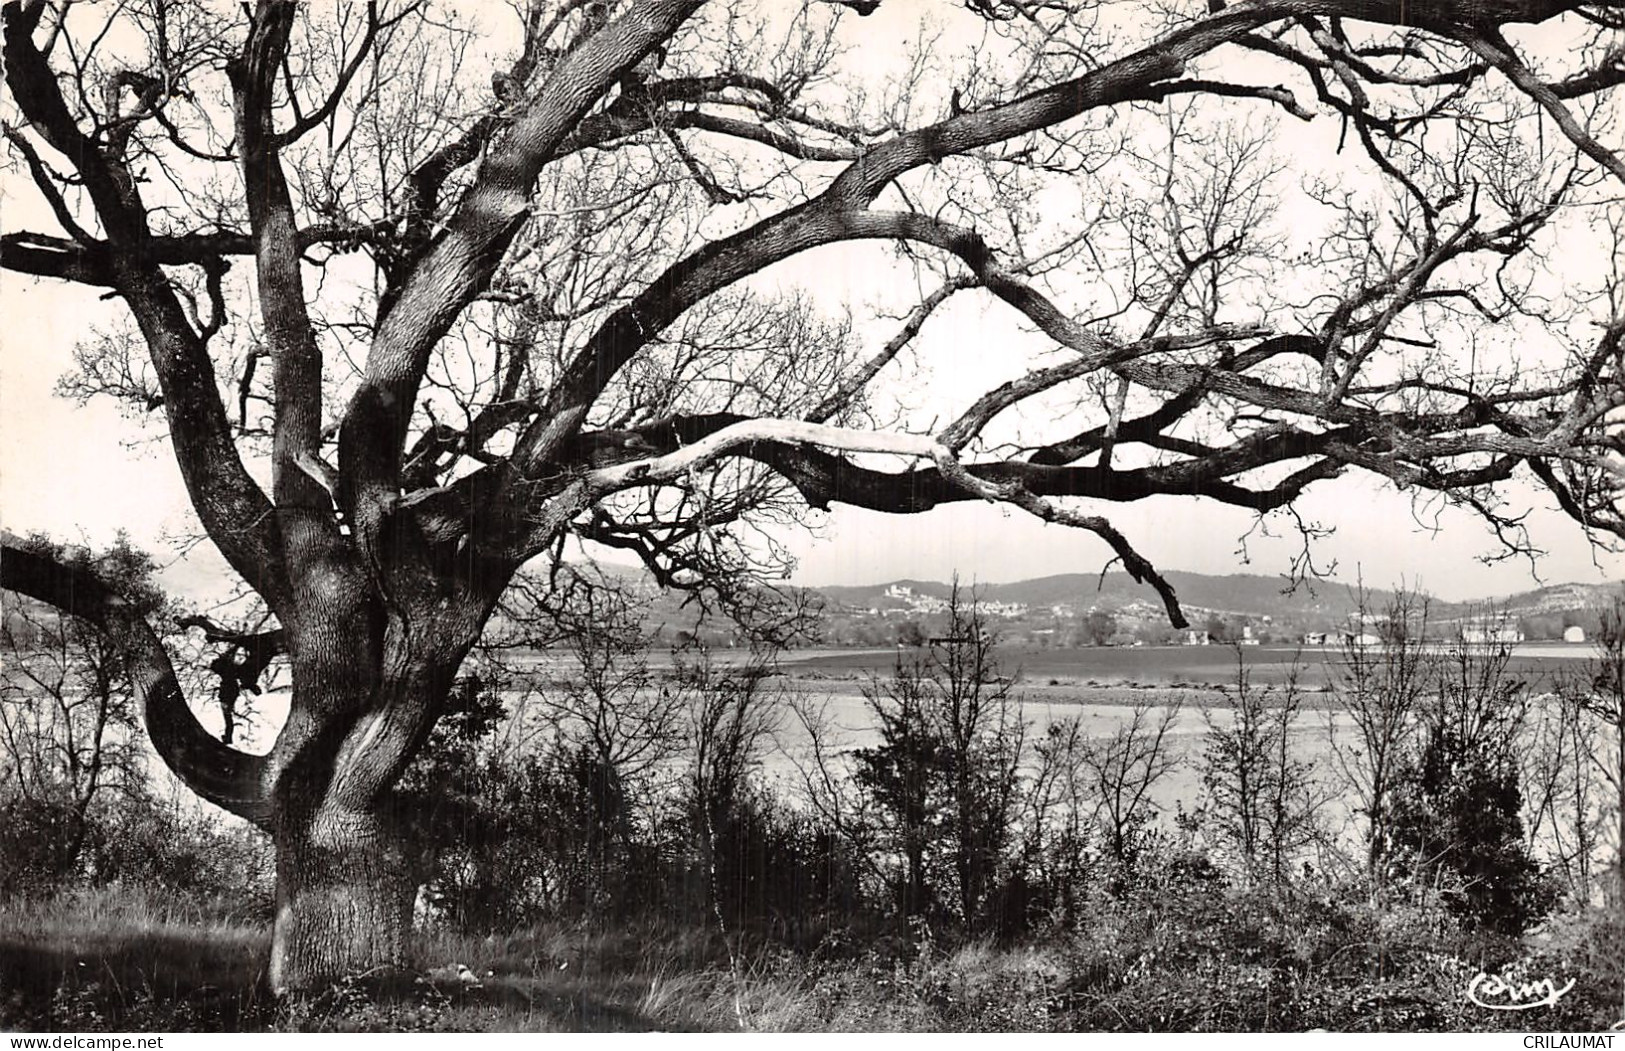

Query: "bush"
(0, 796), (89, 897)
(0, 790), (272, 919)
(1389, 727), (1559, 935)
(677, 784), (868, 945)
(90, 798), (274, 920)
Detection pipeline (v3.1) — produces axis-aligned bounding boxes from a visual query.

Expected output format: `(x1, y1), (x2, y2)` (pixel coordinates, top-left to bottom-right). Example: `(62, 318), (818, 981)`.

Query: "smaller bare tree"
(1388, 616), (1552, 934)
(1325, 587), (1431, 885)
(0, 534), (164, 891)
(853, 582), (1027, 933)
(781, 691), (888, 904)
(933, 586), (1025, 930)
(1201, 651), (1323, 884)
(1076, 700), (1184, 873)
(1521, 686), (1600, 904)
(520, 568), (686, 796)
(1024, 714), (1100, 925)
(1559, 596), (1625, 909)
(856, 645), (949, 921)
(676, 642), (784, 939)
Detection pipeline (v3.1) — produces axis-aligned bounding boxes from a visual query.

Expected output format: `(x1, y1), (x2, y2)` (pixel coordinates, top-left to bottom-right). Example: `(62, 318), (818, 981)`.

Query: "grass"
(7, 883), (1625, 1032)
(0, 885), (1129, 1031)
(0, 887), (840, 1032)
(0, 887), (271, 1031)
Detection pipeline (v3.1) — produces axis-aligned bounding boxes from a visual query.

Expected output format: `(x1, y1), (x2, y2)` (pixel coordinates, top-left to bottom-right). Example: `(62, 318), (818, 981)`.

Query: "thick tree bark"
(262, 654), (456, 994)
(258, 580), (487, 993)
(269, 797), (414, 993)
(1, 538), (482, 994)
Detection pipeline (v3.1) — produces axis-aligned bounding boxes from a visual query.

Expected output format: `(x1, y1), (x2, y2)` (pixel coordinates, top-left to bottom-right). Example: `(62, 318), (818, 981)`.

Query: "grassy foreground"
(5, 884), (1625, 1032)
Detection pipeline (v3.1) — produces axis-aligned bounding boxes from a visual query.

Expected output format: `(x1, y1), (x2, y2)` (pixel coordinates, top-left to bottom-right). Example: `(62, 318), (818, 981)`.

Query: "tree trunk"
(0, 537), (492, 996)
(262, 604), (477, 995)
(269, 798), (414, 994)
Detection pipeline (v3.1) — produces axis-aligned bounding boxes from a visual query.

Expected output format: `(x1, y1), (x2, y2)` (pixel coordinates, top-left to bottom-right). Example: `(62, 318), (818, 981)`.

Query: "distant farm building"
(1340, 613), (1383, 646)
(1183, 629), (1211, 646)
(1565, 625), (1586, 644)
(1302, 631), (1330, 646)
(1460, 615), (1525, 645)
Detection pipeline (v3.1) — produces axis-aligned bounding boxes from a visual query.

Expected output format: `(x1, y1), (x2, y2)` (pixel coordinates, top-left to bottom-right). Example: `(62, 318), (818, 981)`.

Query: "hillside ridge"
(811, 571), (1621, 623)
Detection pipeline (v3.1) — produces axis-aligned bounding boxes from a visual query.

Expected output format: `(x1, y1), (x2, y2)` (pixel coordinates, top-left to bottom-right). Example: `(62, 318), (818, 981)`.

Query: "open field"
(779, 643), (1597, 691)
(753, 641), (1607, 847)
(501, 642), (1600, 721)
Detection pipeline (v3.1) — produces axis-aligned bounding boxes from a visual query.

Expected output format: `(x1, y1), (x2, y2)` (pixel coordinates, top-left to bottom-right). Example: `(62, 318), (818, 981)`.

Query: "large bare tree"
(3, 0), (1623, 991)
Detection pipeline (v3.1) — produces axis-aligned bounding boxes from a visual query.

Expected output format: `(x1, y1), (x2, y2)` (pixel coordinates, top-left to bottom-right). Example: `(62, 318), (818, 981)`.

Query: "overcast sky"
(4, 248), (1618, 606)
(2, 4), (1621, 607)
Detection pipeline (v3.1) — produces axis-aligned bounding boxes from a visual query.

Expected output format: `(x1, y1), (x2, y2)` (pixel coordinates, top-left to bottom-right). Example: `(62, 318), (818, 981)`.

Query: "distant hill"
(815, 572), (1622, 627)
(8, 537), (1616, 644)
(1489, 581), (1624, 618)
(823, 572), (1396, 616)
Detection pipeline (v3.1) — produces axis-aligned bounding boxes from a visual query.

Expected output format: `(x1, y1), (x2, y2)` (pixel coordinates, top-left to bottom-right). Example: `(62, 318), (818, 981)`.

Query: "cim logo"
(1467, 971), (1577, 1012)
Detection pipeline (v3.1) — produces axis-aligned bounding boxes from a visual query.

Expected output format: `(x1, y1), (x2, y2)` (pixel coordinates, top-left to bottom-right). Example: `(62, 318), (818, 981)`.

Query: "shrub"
(1388, 727), (1559, 934)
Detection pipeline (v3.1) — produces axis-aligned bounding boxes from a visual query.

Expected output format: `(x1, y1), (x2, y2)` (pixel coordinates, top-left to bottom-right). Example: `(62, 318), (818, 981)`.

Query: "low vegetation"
(8, 863), (1625, 1031)
(5, 557), (1625, 1032)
